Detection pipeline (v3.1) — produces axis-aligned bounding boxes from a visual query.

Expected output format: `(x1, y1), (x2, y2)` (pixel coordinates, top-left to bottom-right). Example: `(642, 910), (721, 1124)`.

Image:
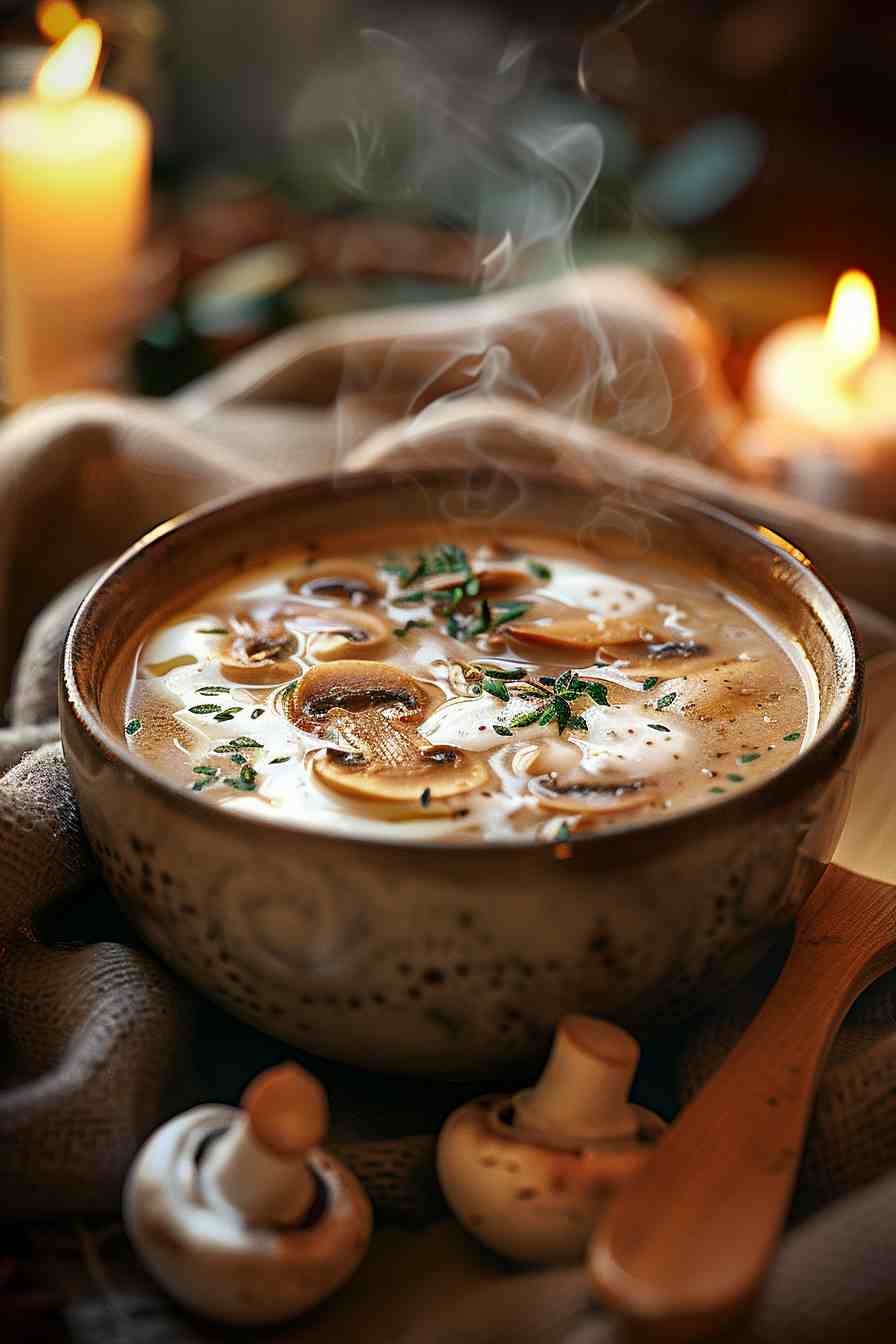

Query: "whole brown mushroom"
(437, 1016), (665, 1264)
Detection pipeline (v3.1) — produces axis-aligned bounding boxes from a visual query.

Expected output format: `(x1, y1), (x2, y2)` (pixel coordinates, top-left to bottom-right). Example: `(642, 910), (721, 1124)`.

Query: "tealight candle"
(0, 20), (150, 408)
(733, 271), (896, 516)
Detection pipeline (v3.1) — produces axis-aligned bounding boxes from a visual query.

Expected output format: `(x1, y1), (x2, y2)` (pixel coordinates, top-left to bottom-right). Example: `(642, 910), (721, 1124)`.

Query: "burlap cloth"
(4, 269), (896, 1340)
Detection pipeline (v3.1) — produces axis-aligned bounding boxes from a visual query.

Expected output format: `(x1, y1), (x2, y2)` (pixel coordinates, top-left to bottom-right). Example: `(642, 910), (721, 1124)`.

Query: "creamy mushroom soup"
(124, 529), (816, 842)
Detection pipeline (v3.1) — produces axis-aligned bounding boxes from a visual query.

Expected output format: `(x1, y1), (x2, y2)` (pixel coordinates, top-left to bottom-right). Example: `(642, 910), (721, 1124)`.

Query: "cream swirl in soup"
(124, 530), (815, 842)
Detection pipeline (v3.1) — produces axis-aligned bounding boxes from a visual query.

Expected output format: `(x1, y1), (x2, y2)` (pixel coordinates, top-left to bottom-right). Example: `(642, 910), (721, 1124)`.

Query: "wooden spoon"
(588, 652), (896, 1342)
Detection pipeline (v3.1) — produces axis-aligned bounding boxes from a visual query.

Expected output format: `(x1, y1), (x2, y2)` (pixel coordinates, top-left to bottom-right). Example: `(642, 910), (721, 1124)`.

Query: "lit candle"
(732, 271), (896, 515)
(0, 20), (150, 408)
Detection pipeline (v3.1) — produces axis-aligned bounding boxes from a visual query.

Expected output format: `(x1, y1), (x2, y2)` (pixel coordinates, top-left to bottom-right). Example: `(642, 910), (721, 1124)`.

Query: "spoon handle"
(588, 864), (896, 1342)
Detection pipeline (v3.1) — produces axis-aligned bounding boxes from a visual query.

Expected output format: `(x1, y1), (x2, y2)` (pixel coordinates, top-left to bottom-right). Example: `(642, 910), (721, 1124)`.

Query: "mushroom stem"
(201, 1064), (328, 1228)
(512, 1016), (641, 1144)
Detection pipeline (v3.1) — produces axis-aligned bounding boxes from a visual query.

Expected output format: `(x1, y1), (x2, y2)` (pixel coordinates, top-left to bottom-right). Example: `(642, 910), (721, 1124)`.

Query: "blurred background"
(1, 0), (892, 398)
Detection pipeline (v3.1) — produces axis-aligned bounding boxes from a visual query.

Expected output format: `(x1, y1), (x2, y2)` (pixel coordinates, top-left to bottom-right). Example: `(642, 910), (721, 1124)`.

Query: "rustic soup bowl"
(61, 469), (861, 1077)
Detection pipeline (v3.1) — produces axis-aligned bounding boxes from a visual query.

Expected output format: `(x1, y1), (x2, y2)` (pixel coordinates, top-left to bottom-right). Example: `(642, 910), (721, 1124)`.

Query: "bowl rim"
(61, 467), (863, 853)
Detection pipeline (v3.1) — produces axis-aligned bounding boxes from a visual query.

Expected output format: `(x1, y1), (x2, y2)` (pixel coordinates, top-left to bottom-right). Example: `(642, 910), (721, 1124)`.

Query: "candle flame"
(36, 1), (81, 43)
(34, 18), (101, 101)
(824, 270), (880, 383)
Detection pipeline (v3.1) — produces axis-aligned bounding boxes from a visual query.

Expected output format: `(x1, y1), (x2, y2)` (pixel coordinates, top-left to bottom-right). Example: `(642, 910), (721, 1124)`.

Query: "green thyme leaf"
(125, 718), (141, 736)
(189, 704), (221, 715)
(738, 752), (761, 763)
(197, 627), (228, 635)
(269, 756), (290, 765)
(465, 577), (480, 597)
(709, 786), (726, 794)
(493, 724), (514, 737)
(467, 598), (492, 637)
(230, 753), (247, 764)
(783, 731), (802, 741)
(213, 736), (263, 752)
(647, 723), (671, 733)
(554, 698), (571, 735)
(483, 676), (510, 702)
(393, 591), (427, 605)
(556, 821), (571, 843)
(492, 603), (530, 627)
(224, 777), (256, 792)
(196, 686), (229, 695)
(214, 712), (236, 722)
(240, 764), (257, 785)
(250, 708), (265, 719)
(656, 692), (677, 710)
(420, 787), (432, 807)
(393, 618), (432, 638)
(472, 663), (528, 681)
(642, 676), (659, 690)
(527, 559), (552, 581)
(726, 773), (745, 783)
(510, 707), (545, 728)
(193, 765), (218, 776)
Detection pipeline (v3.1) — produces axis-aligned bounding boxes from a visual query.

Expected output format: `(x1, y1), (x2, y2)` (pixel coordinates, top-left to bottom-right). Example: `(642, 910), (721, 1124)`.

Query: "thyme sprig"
(483, 668), (611, 737)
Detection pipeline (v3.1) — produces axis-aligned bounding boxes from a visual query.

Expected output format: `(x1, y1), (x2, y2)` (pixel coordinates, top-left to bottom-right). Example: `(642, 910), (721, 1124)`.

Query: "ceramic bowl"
(60, 468), (861, 1077)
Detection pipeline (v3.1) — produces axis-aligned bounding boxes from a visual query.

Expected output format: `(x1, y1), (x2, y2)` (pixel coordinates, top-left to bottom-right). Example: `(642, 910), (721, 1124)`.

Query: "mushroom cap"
(305, 608), (392, 662)
(124, 1105), (372, 1326)
(220, 618), (301, 686)
(529, 774), (658, 816)
(286, 559), (385, 605)
(282, 660), (442, 730)
(436, 1096), (658, 1264)
(504, 616), (655, 654)
(314, 734), (489, 808)
(416, 567), (529, 597)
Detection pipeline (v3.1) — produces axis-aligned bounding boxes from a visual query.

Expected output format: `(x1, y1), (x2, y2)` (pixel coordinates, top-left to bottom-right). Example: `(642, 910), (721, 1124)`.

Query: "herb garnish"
(188, 703), (221, 715)
(214, 712), (236, 722)
(230, 753), (247, 764)
(527, 559), (552, 581)
(483, 668), (609, 737)
(251, 708), (265, 719)
(783, 731), (802, 741)
(196, 686), (229, 695)
(647, 723), (671, 733)
(420, 787), (432, 807)
(726, 773), (745, 783)
(393, 619), (432, 638)
(125, 718), (141, 736)
(556, 822), (571, 843)
(240, 764), (257, 785)
(197, 627), (228, 635)
(193, 765), (217, 776)
(493, 724), (514, 737)
(213, 737), (263, 753)
(738, 752), (761, 764)
(642, 677), (659, 691)
(709, 786), (726, 794)
(270, 756), (290, 765)
(482, 676), (510, 702)
(655, 692), (677, 710)
(224, 776), (256, 792)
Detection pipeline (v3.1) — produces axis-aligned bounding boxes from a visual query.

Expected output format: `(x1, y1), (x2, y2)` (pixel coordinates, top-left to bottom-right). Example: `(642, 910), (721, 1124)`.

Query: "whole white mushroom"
(124, 1062), (372, 1325)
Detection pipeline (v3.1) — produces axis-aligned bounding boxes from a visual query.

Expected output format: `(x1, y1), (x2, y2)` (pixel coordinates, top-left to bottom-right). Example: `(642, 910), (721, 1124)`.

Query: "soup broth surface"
(125, 528), (815, 843)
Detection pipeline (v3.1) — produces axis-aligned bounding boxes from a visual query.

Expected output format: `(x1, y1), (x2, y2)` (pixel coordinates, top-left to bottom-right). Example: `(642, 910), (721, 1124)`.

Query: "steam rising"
(283, 3), (711, 540)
